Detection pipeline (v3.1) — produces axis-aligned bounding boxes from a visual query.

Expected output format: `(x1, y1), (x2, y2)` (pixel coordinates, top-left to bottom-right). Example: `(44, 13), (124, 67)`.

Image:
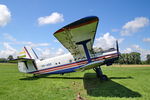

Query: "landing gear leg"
(93, 66), (108, 81)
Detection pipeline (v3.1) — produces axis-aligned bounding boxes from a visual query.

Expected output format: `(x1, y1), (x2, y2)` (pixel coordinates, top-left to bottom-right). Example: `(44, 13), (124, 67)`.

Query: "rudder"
(18, 46), (39, 60)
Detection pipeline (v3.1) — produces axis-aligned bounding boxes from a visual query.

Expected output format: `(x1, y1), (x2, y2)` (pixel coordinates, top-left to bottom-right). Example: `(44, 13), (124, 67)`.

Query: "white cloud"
(122, 45), (150, 60)
(132, 45), (150, 60)
(2, 33), (50, 47)
(94, 32), (120, 50)
(143, 38), (150, 42)
(0, 4), (11, 27)
(111, 28), (120, 32)
(118, 38), (124, 44)
(0, 42), (18, 58)
(0, 39), (63, 59)
(36, 48), (52, 59)
(21, 41), (50, 47)
(3, 42), (16, 51)
(38, 12), (64, 25)
(36, 47), (65, 59)
(0, 33), (51, 58)
(123, 48), (133, 53)
(132, 44), (140, 49)
(3, 33), (16, 41)
(56, 48), (65, 55)
(121, 17), (149, 36)
(0, 41), (65, 59)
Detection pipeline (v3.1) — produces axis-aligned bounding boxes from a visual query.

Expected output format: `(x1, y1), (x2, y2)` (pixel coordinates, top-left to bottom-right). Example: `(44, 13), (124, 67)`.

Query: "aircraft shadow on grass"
(20, 73), (141, 98)
(19, 74), (84, 80)
(83, 73), (141, 98)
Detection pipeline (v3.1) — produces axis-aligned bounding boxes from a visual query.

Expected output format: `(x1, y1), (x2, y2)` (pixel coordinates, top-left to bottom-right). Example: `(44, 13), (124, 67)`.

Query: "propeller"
(116, 40), (126, 64)
(116, 40), (120, 58)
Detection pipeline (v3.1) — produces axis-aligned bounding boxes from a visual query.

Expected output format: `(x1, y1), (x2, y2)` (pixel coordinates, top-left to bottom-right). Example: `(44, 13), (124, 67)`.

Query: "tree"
(117, 52), (141, 64)
(0, 58), (7, 63)
(7, 55), (14, 61)
(146, 54), (150, 64)
(130, 52), (141, 64)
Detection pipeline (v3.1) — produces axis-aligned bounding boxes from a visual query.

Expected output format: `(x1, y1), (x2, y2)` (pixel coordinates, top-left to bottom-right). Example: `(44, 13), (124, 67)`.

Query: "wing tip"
(54, 16), (99, 34)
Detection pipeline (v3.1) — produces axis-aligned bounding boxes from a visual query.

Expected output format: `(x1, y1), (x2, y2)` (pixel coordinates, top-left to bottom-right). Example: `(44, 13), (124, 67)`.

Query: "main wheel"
(101, 75), (108, 81)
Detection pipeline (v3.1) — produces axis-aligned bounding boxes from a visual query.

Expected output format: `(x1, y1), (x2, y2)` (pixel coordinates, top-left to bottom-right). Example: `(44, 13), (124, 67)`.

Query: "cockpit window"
(69, 60), (72, 63)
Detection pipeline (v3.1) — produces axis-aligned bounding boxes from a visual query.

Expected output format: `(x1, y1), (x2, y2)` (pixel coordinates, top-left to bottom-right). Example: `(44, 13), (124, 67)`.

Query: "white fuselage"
(36, 53), (74, 70)
(33, 50), (118, 73)
(17, 48), (118, 75)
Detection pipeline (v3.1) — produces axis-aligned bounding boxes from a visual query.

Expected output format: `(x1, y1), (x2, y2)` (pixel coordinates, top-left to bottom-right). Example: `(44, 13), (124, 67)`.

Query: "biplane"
(12, 16), (120, 80)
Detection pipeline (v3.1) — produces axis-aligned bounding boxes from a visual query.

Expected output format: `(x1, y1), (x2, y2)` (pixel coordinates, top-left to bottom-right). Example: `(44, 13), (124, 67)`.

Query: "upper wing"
(54, 16), (99, 59)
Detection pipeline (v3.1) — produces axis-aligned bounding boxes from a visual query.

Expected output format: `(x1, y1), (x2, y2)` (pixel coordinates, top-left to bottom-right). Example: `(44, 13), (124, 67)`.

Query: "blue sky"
(0, 0), (150, 60)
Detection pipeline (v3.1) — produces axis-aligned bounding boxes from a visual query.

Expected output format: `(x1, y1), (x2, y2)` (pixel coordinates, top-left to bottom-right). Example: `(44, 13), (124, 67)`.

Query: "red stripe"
(34, 63), (84, 74)
(55, 19), (98, 34)
(33, 61), (87, 74)
(38, 61), (86, 73)
(35, 64), (82, 74)
(32, 53), (118, 74)
(93, 55), (118, 61)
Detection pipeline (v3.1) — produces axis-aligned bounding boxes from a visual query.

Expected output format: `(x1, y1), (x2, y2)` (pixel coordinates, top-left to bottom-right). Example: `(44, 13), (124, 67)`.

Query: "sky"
(0, 0), (150, 60)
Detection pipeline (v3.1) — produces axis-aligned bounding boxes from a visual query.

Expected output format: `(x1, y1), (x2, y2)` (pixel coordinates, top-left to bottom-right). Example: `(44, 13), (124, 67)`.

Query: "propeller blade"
(115, 40), (126, 64)
(116, 40), (119, 53)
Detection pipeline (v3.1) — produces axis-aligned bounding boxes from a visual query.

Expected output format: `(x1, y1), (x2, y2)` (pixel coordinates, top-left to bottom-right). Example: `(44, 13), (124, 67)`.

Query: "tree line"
(0, 55), (14, 63)
(116, 52), (150, 64)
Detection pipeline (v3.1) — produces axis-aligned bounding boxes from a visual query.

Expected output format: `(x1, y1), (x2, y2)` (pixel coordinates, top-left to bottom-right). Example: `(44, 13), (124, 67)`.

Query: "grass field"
(0, 63), (150, 100)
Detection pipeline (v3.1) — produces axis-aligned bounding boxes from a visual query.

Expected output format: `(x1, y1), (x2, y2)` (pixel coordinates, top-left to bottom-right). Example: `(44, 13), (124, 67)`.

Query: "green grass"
(0, 63), (150, 100)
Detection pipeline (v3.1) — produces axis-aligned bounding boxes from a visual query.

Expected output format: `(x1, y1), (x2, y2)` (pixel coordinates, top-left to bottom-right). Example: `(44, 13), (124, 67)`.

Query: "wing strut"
(76, 39), (91, 63)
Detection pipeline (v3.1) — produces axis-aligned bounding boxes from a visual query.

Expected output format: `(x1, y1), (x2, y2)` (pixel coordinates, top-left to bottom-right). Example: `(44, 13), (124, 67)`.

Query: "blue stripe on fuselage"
(29, 52), (118, 74)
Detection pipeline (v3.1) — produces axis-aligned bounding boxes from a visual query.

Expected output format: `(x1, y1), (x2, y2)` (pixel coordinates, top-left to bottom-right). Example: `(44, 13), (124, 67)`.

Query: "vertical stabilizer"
(18, 46), (38, 60)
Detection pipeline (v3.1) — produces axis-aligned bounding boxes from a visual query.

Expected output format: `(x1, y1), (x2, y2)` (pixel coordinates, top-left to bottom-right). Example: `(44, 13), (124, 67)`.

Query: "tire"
(101, 75), (108, 81)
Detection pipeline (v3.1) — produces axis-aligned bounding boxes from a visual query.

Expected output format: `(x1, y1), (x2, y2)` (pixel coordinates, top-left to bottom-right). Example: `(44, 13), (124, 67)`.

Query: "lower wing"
(75, 60), (104, 71)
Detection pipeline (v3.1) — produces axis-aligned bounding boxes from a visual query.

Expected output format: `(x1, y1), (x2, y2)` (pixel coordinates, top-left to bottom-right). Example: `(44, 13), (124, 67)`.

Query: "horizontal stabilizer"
(9, 58), (34, 63)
